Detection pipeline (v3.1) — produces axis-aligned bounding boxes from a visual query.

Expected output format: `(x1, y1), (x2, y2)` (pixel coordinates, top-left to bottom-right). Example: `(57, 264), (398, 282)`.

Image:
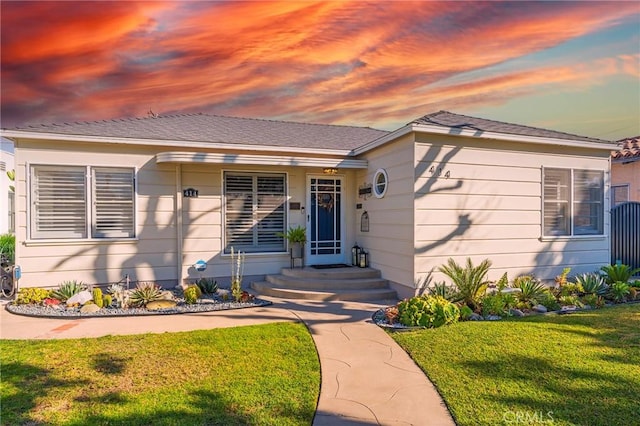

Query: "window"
(543, 168), (603, 237)
(373, 168), (388, 198)
(224, 172), (286, 253)
(612, 185), (630, 206)
(30, 165), (135, 240)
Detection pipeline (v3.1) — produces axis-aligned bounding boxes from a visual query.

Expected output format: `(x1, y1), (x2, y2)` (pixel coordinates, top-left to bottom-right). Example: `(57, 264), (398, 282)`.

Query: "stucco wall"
(611, 160), (640, 202)
(413, 133), (611, 287)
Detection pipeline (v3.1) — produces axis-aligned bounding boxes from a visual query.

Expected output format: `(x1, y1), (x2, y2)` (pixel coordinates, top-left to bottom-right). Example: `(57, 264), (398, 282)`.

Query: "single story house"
(611, 136), (640, 205)
(1, 111), (617, 299)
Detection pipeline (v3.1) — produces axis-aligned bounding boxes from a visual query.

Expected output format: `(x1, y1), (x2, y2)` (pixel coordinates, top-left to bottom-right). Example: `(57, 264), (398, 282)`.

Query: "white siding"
(13, 139), (358, 288)
(413, 133), (611, 286)
(357, 134), (415, 295)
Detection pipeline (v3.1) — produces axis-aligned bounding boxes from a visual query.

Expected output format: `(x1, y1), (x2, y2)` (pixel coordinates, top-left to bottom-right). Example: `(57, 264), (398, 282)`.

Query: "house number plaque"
(183, 188), (199, 198)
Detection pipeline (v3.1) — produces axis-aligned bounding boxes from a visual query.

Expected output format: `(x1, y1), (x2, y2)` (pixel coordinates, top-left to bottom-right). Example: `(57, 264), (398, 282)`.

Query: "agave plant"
(600, 263), (640, 284)
(50, 280), (86, 302)
(427, 281), (457, 300)
(128, 282), (163, 308)
(574, 273), (608, 295)
(512, 275), (547, 304)
(196, 278), (218, 295)
(439, 257), (491, 311)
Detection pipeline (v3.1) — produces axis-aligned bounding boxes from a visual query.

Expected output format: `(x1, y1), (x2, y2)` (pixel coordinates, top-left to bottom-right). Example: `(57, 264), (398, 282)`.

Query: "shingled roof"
(412, 111), (611, 144)
(3, 113), (389, 151)
(612, 136), (640, 162)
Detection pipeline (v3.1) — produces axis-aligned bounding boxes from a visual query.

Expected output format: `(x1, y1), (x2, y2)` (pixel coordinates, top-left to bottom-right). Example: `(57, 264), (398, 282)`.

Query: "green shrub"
(184, 285), (200, 304)
(129, 282), (162, 308)
(537, 291), (561, 311)
(481, 294), (507, 317)
(102, 294), (113, 307)
(92, 288), (104, 308)
(439, 257), (491, 311)
(512, 275), (547, 304)
(196, 278), (218, 295)
(0, 233), (15, 263)
(16, 287), (51, 305)
(398, 295), (460, 328)
(600, 263), (640, 284)
(559, 295), (583, 307)
(50, 280), (86, 302)
(582, 294), (604, 308)
(559, 282), (584, 297)
(609, 281), (630, 303)
(459, 305), (474, 321)
(575, 273), (608, 295)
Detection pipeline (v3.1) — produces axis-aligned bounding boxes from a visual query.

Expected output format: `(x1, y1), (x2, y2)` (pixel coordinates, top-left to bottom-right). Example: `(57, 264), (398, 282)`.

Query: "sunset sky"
(1, 1), (639, 141)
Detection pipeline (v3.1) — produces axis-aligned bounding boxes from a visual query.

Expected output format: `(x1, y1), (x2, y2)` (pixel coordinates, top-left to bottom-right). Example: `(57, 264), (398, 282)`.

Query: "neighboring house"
(611, 136), (640, 205)
(0, 111), (616, 298)
(0, 138), (15, 234)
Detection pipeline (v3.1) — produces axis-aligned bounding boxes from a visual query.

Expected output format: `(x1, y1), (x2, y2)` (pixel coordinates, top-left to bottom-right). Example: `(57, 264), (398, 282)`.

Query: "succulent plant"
(128, 282), (163, 308)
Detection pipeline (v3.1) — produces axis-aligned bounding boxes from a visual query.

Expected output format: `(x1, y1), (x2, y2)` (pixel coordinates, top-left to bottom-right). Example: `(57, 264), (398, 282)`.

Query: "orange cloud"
(1, 0), (638, 131)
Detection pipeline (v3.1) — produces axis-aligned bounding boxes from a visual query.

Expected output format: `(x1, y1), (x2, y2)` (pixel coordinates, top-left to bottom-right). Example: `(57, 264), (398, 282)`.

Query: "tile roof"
(612, 136), (640, 161)
(4, 113), (389, 151)
(412, 111), (611, 144)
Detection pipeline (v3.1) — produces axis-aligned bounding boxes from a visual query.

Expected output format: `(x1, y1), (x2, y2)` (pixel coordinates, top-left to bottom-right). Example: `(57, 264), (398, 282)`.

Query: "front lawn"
(0, 322), (320, 426)
(391, 304), (640, 426)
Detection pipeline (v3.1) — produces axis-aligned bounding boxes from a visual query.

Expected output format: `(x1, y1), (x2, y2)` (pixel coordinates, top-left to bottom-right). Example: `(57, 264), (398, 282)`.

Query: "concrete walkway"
(0, 298), (455, 426)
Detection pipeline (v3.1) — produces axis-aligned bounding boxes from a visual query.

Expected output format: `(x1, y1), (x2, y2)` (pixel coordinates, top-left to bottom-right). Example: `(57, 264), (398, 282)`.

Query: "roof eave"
(0, 129), (354, 157)
(410, 124), (616, 150)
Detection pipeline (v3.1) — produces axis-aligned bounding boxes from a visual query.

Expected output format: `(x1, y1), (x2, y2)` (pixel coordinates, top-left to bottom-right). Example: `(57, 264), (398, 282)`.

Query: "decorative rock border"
(5, 297), (272, 319)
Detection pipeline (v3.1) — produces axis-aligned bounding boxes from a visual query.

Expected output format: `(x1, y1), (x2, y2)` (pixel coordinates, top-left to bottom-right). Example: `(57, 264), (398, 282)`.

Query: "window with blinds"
(542, 167), (603, 237)
(224, 172), (286, 253)
(92, 168), (135, 238)
(30, 165), (135, 240)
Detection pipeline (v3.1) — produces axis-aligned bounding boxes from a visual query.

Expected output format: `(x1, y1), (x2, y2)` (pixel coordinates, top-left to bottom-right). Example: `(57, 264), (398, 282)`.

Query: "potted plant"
(278, 225), (307, 259)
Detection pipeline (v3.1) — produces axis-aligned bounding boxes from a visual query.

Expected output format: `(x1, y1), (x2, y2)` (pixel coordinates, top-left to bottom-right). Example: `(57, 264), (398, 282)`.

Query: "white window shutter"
(31, 166), (87, 239)
(92, 168), (135, 238)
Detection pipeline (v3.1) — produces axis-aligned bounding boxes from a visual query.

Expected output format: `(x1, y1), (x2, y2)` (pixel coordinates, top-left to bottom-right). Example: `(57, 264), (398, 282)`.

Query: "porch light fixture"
(323, 168), (338, 175)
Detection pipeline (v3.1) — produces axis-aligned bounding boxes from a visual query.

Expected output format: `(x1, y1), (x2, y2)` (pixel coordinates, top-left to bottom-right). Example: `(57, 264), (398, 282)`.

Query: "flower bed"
(5, 293), (271, 318)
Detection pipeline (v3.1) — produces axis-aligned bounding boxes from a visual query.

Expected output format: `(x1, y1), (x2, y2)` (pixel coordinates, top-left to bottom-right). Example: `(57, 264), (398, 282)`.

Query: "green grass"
(0, 322), (320, 425)
(391, 304), (640, 426)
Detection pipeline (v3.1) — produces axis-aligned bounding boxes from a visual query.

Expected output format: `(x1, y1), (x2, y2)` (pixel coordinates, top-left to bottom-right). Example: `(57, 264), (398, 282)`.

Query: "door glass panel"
(309, 177), (342, 257)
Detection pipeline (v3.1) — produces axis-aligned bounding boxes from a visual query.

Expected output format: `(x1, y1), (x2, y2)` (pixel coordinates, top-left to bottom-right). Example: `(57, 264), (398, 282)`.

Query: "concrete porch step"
(266, 274), (389, 290)
(281, 266), (381, 280)
(251, 266), (398, 302)
(251, 281), (398, 302)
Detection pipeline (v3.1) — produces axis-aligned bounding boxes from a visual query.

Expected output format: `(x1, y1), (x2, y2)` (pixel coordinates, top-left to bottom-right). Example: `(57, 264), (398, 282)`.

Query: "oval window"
(373, 169), (388, 198)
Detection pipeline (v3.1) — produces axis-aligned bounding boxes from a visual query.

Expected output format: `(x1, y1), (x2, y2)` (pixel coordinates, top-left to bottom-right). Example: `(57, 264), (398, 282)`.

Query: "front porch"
(251, 266), (398, 302)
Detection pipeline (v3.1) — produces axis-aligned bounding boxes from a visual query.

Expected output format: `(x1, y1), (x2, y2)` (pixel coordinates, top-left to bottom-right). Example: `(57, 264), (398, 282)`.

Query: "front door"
(307, 176), (344, 265)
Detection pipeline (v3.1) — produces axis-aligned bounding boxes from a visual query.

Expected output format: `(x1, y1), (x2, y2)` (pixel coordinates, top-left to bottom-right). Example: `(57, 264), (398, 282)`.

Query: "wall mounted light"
(323, 168), (338, 175)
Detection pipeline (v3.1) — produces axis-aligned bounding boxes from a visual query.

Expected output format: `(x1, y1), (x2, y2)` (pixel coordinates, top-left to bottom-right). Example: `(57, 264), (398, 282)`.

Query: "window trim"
(612, 184), (630, 207)
(373, 168), (388, 198)
(27, 163), (137, 242)
(222, 169), (288, 255)
(541, 166), (605, 239)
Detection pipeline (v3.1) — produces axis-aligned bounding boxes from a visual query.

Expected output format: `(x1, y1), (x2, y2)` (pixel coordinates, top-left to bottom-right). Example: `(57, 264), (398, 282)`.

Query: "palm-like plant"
(439, 257), (491, 311)
(600, 263), (640, 284)
(512, 275), (547, 304)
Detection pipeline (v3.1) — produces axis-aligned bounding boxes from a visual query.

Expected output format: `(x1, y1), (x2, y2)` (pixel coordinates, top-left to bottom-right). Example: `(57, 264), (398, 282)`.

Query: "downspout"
(175, 164), (183, 287)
